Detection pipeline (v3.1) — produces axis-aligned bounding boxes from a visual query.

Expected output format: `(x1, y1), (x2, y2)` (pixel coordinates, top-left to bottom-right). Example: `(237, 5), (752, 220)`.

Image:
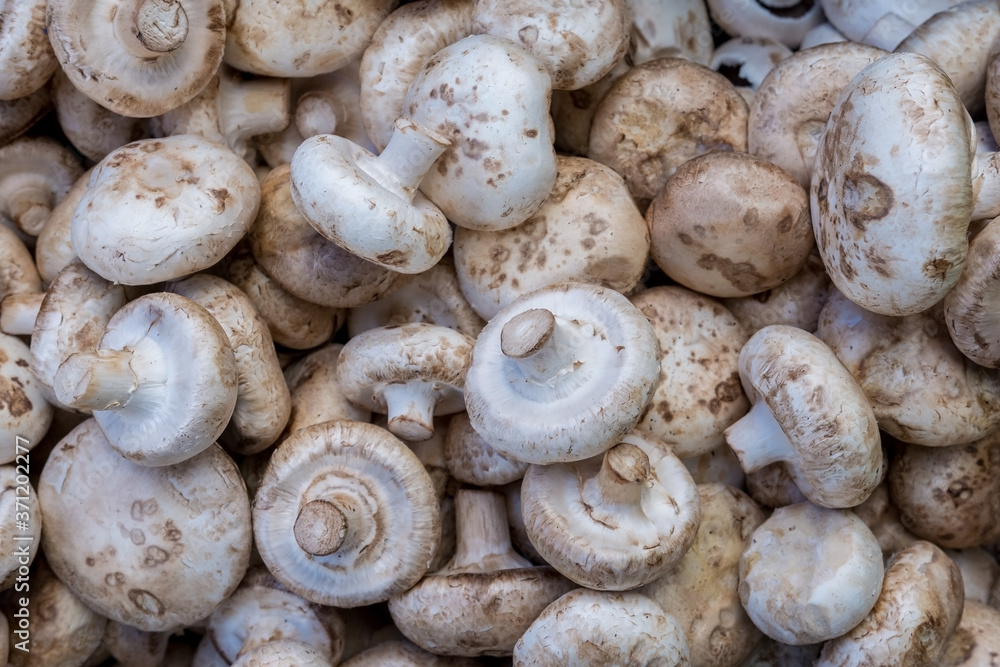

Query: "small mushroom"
(281, 343), (370, 437)
(739, 501), (884, 645)
(444, 411), (529, 487)
(52, 292), (239, 466)
(38, 417), (253, 632)
(0, 0), (56, 100)
(252, 421), (441, 607)
(464, 282), (660, 464)
(71, 135), (261, 285)
(705, 0), (824, 48)
(0, 136), (83, 236)
(0, 332), (52, 463)
(513, 589), (691, 665)
(46, 0), (227, 117)
(388, 488), (575, 657)
(723, 324), (883, 508)
(337, 323), (473, 441)
(521, 432), (702, 590)
(168, 273), (291, 455)
(710, 36), (793, 104)
(290, 117), (452, 274)
(51, 69), (148, 163)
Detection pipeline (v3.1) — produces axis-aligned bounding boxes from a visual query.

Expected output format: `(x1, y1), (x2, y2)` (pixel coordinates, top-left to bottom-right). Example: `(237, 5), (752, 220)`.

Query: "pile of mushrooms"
(6, 0), (1000, 664)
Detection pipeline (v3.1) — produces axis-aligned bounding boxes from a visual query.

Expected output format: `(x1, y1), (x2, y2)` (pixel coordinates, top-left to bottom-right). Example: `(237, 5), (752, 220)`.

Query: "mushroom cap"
(282, 343), (371, 436)
(54, 292), (239, 466)
(948, 546), (1000, 604)
(402, 34), (558, 231)
(816, 288), (1000, 446)
(444, 411), (528, 487)
(640, 483), (766, 667)
(0, 135), (83, 236)
(888, 432), (1000, 549)
(51, 68), (148, 163)
(513, 589), (691, 666)
(629, 284), (751, 460)
(223, 0), (397, 77)
(471, 0), (630, 90)
(71, 135), (260, 285)
(710, 36), (793, 100)
(727, 324), (883, 508)
(341, 639), (479, 666)
(34, 166), (91, 285)
(852, 480), (919, 557)
(250, 164), (399, 309)
(229, 639), (331, 667)
(705, 0), (825, 47)
(820, 0), (958, 43)
(745, 461), (808, 509)
(464, 282), (661, 465)
(253, 420), (441, 607)
(38, 418), (252, 632)
(944, 215), (1000, 367)
(46, 0), (226, 117)
(811, 51), (973, 316)
(452, 155), (650, 320)
(739, 502), (884, 645)
(647, 150), (814, 298)
(748, 41), (887, 189)
(816, 540), (964, 666)
(0, 224), (40, 301)
(0, 465), (41, 589)
(521, 430), (702, 590)
(0, 332), (52, 463)
(0, 85), (52, 149)
(627, 0), (713, 66)
(289, 128), (452, 274)
(168, 274), (291, 455)
(0, 0), (57, 100)
(938, 601), (1000, 666)
(588, 57), (748, 208)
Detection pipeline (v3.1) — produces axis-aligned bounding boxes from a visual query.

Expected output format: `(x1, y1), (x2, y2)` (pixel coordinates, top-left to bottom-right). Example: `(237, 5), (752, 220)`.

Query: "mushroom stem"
(500, 309), (589, 386)
(582, 442), (652, 509)
(972, 151), (1000, 221)
(219, 73), (291, 160)
(294, 499), (347, 556)
(382, 382), (437, 442)
(53, 339), (164, 412)
(0, 292), (43, 336)
(295, 91), (344, 139)
(114, 0), (190, 58)
(452, 489), (532, 572)
(1, 175), (55, 236)
(723, 398), (796, 473)
(375, 118), (451, 198)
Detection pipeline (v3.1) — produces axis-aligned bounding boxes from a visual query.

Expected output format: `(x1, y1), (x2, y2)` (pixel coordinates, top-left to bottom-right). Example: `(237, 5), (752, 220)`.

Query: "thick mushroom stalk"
(294, 500), (347, 557)
(500, 308), (584, 384)
(583, 442), (651, 510)
(723, 399), (797, 472)
(290, 117), (452, 274)
(115, 0), (190, 57)
(53, 344), (160, 412)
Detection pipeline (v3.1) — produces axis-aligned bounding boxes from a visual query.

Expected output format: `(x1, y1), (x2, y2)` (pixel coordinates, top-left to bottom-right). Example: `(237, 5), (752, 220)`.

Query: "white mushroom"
(0, 0), (56, 100)
(0, 332), (52, 463)
(51, 69), (148, 163)
(706, 0), (825, 48)
(0, 136), (83, 236)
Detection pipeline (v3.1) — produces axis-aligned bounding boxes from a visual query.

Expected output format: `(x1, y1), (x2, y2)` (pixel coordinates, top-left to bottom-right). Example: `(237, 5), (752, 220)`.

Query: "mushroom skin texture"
(810, 51), (977, 316)
(342, 639), (480, 666)
(223, 0), (397, 77)
(38, 418), (252, 632)
(71, 135), (261, 285)
(402, 34), (558, 231)
(948, 547), (1000, 604)
(816, 288), (1000, 446)
(943, 215), (1000, 367)
(337, 323), (474, 442)
(819, 0), (960, 43)
(588, 57), (748, 209)
(724, 324), (883, 509)
(0, 0), (56, 100)
(51, 68), (148, 163)
(471, 0), (629, 90)
(0, 87), (52, 149)
(710, 36), (793, 104)
(282, 343), (370, 437)
(452, 155), (650, 321)
(52, 292), (239, 466)
(0, 225), (40, 302)
(229, 639), (331, 667)
(464, 282), (660, 465)
(815, 540), (964, 666)
(0, 332), (52, 463)
(389, 489), (575, 657)
(521, 432), (702, 590)
(0, 466), (41, 589)
(34, 166), (91, 285)
(445, 410), (529, 487)
(513, 589), (691, 666)
(937, 601), (1000, 665)
(253, 421), (441, 608)
(646, 150), (814, 298)
(640, 483), (766, 667)
(739, 502), (885, 645)
(0, 135), (83, 237)
(46, 0), (227, 118)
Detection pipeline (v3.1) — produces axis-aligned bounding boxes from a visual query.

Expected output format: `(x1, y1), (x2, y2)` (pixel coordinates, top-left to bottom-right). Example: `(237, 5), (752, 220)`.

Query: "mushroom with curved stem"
(452, 155), (650, 321)
(522, 431), (702, 590)
(0, 466), (41, 588)
(46, 0), (226, 118)
(249, 164), (399, 310)
(0, 136), (83, 237)
(168, 273), (291, 455)
(513, 589), (692, 665)
(739, 501), (885, 645)
(710, 36), (793, 104)
(0, 86), (52, 149)
(290, 117), (452, 274)
(225, 246), (344, 351)
(588, 57), (748, 211)
(253, 420), (441, 608)
(72, 135), (260, 286)
(723, 324), (883, 509)
(281, 343), (370, 437)
(0, 0), (56, 101)
(207, 567), (345, 664)
(705, 0), (825, 48)
(337, 323), (474, 442)
(38, 418), (253, 632)
(640, 483), (766, 667)
(28, 259), (128, 410)
(52, 292), (239, 466)
(401, 34), (558, 232)
(465, 282), (660, 464)
(0, 333), (52, 463)
(388, 488), (576, 657)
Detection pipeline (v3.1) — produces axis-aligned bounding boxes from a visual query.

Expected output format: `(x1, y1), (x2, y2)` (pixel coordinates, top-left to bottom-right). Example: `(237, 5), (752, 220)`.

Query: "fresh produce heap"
(3, 0), (1000, 664)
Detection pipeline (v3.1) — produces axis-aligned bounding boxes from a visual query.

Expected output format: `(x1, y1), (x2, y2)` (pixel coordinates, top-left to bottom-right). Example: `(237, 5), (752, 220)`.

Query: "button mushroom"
(281, 343), (370, 437)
